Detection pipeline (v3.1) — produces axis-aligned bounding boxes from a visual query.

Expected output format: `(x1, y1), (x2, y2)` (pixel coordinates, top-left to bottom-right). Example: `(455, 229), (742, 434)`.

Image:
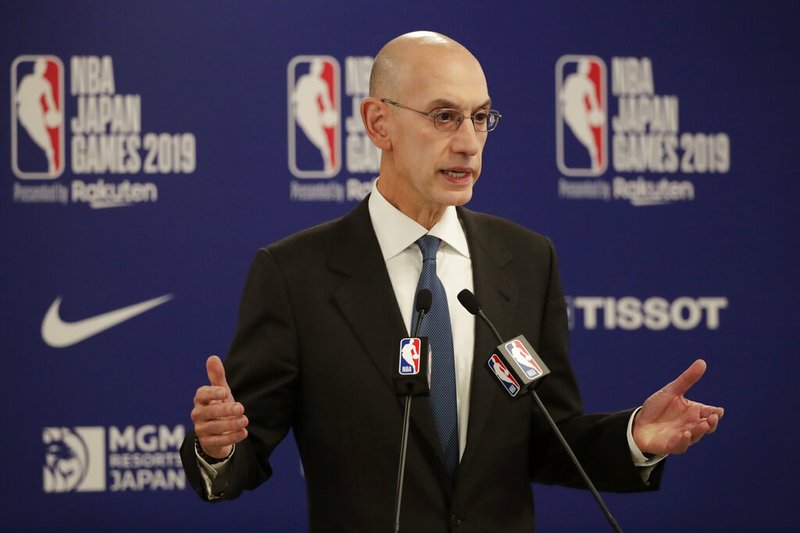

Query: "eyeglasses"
(381, 98), (502, 132)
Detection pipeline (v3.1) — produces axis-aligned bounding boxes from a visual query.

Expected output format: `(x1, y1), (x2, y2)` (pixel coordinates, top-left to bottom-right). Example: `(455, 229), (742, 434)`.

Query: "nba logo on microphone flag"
(488, 354), (520, 397)
(505, 339), (543, 380)
(399, 338), (421, 375)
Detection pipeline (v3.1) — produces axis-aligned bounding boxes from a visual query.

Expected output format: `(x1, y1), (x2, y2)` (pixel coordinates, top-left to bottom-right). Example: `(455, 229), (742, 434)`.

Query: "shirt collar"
(368, 179), (471, 261)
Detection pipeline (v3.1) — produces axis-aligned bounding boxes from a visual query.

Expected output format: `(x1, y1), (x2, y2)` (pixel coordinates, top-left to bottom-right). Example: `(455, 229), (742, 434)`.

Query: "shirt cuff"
(627, 407), (667, 467)
(196, 444), (234, 499)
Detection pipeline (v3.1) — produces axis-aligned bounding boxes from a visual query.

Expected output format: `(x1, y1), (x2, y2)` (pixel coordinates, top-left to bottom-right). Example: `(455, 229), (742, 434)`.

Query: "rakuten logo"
(567, 296), (728, 331)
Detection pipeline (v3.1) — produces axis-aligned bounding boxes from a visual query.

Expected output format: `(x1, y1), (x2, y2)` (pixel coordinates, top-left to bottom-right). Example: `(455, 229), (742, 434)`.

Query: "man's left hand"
(633, 359), (724, 455)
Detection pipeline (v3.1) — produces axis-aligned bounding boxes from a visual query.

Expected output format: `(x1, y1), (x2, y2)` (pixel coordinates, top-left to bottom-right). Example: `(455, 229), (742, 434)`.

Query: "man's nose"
(450, 117), (483, 156)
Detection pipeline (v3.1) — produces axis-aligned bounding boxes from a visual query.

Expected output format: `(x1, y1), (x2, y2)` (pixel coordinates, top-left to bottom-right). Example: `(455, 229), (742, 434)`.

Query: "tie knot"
(416, 235), (441, 261)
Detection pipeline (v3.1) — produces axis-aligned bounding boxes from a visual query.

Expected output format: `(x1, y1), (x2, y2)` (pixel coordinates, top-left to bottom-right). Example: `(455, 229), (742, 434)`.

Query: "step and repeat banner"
(2, 1), (798, 531)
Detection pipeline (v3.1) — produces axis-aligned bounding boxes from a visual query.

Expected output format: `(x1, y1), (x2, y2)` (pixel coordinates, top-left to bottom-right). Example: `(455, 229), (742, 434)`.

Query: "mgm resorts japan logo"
(43, 424), (185, 493)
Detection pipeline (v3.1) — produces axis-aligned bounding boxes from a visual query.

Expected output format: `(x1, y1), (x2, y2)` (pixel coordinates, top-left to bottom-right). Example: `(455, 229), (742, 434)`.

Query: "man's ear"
(361, 97), (392, 150)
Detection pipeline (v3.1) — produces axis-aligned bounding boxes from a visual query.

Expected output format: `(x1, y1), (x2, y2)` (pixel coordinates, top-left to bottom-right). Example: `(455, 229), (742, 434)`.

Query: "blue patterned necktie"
(413, 235), (459, 481)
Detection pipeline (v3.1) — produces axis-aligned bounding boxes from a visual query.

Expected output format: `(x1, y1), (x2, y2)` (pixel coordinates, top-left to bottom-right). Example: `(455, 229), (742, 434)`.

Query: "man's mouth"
(441, 168), (472, 181)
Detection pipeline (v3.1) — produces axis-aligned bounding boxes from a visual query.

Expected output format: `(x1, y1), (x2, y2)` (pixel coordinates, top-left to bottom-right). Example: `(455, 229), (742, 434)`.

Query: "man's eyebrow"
(426, 98), (493, 111)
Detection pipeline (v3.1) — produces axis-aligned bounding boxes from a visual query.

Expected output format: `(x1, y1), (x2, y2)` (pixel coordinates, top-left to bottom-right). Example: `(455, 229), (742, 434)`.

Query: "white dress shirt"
(368, 180), (474, 459)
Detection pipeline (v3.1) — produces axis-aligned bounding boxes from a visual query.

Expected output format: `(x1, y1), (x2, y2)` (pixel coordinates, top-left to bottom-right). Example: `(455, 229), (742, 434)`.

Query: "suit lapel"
(457, 208), (518, 472)
(329, 200), (446, 479)
(329, 200), (406, 388)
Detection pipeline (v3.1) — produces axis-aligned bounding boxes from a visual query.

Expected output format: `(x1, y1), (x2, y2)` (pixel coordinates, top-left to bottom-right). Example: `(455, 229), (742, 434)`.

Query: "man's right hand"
(191, 355), (249, 459)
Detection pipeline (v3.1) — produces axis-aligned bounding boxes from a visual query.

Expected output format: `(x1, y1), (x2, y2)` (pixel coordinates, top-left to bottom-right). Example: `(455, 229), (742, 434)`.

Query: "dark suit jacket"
(181, 199), (662, 532)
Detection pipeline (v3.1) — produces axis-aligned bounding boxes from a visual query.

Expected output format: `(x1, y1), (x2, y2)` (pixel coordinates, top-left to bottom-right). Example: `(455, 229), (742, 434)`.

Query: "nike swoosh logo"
(41, 294), (173, 348)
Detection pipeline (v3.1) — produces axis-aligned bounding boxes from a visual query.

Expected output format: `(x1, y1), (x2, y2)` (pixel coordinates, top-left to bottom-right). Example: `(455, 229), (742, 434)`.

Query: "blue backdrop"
(2, 0), (798, 530)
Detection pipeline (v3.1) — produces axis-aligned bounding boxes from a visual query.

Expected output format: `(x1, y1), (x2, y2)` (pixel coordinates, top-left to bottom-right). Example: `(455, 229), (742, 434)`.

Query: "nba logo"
(11, 55), (65, 179)
(287, 55), (341, 178)
(555, 55), (607, 177)
(505, 339), (542, 380)
(399, 337), (421, 375)
(488, 354), (520, 397)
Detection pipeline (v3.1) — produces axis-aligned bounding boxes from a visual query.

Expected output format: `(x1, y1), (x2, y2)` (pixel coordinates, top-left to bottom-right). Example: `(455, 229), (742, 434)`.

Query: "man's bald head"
(369, 31), (481, 99)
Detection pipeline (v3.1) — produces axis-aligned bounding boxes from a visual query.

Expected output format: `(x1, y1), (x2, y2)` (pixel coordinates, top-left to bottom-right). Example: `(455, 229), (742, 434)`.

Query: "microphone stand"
(527, 388), (623, 533)
(393, 304), (428, 533)
(394, 396), (413, 533)
(469, 296), (623, 533)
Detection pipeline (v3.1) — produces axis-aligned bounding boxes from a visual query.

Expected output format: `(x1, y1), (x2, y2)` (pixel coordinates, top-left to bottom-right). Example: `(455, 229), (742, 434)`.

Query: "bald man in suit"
(182, 31), (723, 532)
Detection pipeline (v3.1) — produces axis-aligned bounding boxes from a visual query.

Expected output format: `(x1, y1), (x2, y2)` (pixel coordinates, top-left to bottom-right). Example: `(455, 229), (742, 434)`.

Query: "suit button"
(450, 513), (462, 527)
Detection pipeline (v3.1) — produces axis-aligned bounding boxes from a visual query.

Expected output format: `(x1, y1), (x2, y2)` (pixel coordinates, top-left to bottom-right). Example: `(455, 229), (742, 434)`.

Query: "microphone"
(394, 289), (432, 533)
(414, 289), (432, 330)
(457, 289), (499, 338)
(457, 289), (623, 533)
(457, 290), (550, 395)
